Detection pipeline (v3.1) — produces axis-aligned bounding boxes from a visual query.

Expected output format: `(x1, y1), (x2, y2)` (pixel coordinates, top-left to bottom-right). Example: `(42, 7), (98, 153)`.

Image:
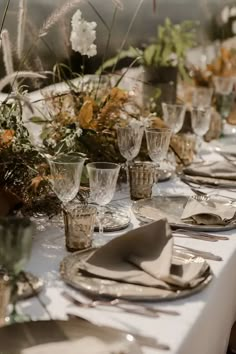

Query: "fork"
(63, 291), (179, 317)
(174, 228), (229, 241)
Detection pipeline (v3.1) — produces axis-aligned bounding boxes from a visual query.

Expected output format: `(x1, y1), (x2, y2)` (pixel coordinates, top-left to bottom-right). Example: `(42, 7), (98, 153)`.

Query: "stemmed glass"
(162, 103), (186, 134)
(116, 124), (144, 185)
(145, 128), (172, 194)
(48, 154), (85, 209)
(192, 87), (213, 108)
(0, 217), (33, 324)
(87, 162), (120, 246)
(213, 76), (234, 121)
(190, 106), (212, 156)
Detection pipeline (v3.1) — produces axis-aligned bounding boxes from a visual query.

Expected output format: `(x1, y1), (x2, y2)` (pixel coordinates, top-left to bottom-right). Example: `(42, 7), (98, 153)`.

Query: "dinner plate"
(0, 318), (142, 354)
(181, 174), (236, 189)
(132, 195), (236, 232)
(60, 248), (212, 302)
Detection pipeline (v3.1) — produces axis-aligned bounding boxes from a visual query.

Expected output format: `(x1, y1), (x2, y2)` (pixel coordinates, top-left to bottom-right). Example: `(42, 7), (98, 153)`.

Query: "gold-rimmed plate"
(60, 248), (212, 302)
(132, 195), (236, 232)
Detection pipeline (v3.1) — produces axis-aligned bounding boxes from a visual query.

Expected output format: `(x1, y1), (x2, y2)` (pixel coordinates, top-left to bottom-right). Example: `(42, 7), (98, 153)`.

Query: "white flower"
(70, 9), (97, 58)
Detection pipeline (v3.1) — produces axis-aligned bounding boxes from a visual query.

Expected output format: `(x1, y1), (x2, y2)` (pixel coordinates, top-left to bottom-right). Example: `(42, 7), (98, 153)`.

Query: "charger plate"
(181, 174), (236, 188)
(0, 318), (141, 354)
(60, 248), (212, 302)
(132, 195), (236, 232)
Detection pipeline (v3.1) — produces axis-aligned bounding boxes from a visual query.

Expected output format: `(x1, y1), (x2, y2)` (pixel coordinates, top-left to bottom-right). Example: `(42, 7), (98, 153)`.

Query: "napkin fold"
(79, 219), (208, 290)
(181, 197), (236, 225)
(184, 160), (236, 180)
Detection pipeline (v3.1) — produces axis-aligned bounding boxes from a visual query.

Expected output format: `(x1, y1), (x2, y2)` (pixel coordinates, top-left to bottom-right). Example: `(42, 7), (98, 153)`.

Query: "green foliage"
(100, 18), (198, 79)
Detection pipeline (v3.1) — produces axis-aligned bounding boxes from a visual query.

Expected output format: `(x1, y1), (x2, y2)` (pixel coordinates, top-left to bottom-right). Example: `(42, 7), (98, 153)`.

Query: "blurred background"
(0, 0), (235, 80)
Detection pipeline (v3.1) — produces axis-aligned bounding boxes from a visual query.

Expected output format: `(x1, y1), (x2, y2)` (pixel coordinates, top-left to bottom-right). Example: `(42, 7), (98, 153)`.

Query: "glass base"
(92, 234), (107, 247)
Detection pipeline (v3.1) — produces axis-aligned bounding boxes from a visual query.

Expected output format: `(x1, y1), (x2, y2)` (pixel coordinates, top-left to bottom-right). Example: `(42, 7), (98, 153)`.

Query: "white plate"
(60, 248), (212, 301)
(0, 319), (142, 354)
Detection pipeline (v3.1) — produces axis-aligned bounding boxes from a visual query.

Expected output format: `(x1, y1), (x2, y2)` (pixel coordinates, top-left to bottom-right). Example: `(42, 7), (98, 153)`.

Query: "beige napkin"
(79, 219), (209, 290)
(184, 160), (236, 180)
(181, 198), (236, 225)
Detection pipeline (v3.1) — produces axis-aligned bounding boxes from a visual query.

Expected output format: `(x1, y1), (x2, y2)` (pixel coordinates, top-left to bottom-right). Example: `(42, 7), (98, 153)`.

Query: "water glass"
(192, 87), (213, 108)
(87, 162), (120, 245)
(48, 154), (85, 206)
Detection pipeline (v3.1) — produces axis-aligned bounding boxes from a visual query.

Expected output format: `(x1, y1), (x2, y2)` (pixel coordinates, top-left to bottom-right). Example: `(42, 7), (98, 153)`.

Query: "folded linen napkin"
(181, 197), (236, 225)
(184, 160), (236, 180)
(79, 219), (209, 290)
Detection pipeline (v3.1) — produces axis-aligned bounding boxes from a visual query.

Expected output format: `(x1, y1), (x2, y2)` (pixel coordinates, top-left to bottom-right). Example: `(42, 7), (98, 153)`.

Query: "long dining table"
(19, 135), (236, 354)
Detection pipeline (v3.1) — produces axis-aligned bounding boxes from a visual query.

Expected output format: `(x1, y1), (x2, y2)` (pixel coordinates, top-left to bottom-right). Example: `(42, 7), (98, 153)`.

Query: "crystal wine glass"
(145, 128), (172, 194)
(116, 124), (144, 185)
(48, 154), (85, 208)
(162, 103), (186, 134)
(0, 217), (33, 324)
(87, 162), (120, 246)
(190, 106), (211, 155)
(192, 87), (213, 108)
(213, 76), (234, 121)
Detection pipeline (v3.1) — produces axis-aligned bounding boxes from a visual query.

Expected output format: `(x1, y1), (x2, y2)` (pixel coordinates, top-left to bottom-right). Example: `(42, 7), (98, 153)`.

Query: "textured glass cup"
(64, 203), (97, 252)
(128, 162), (158, 200)
(0, 217), (33, 324)
(145, 128), (172, 166)
(48, 154), (85, 206)
(192, 87), (213, 108)
(162, 103), (186, 134)
(87, 162), (120, 245)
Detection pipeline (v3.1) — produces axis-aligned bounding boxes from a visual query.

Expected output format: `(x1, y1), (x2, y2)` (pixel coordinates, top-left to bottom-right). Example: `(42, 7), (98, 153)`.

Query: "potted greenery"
(100, 18), (197, 106)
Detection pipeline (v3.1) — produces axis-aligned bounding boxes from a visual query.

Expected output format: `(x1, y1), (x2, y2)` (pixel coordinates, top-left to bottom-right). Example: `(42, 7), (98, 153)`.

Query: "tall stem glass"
(145, 128), (172, 195)
(116, 125), (144, 186)
(47, 154), (85, 209)
(87, 162), (120, 246)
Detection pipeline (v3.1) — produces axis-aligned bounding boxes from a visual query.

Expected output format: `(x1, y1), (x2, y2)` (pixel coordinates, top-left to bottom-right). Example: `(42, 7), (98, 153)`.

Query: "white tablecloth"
(19, 138), (236, 354)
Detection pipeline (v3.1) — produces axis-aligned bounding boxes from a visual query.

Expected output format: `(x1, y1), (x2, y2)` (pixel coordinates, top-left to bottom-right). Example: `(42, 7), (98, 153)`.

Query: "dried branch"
(0, 71), (46, 92)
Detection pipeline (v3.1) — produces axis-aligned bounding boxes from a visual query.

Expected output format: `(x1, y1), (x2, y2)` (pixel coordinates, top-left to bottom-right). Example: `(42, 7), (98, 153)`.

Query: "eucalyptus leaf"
(29, 116), (48, 124)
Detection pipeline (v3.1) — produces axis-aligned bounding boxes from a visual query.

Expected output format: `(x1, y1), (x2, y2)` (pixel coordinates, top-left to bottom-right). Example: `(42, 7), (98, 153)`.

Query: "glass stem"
(98, 205), (104, 236)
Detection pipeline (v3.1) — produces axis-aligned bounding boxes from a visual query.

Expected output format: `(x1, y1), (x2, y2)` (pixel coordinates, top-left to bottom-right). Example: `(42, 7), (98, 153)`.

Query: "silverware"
(174, 229), (229, 241)
(63, 291), (179, 317)
(175, 244), (222, 261)
(67, 313), (170, 350)
(173, 233), (218, 242)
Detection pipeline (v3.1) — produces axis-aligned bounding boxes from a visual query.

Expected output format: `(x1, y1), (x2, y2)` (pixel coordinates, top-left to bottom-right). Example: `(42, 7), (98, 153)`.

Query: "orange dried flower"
(0, 130), (15, 147)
